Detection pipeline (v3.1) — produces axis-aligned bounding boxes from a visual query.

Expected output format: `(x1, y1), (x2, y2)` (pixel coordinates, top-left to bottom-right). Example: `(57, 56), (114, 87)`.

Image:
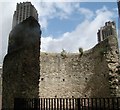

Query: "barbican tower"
(97, 21), (117, 43)
(118, 0), (120, 17)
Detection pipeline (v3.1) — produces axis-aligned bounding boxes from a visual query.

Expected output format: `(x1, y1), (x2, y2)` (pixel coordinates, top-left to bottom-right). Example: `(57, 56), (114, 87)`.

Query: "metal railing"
(14, 97), (120, 110)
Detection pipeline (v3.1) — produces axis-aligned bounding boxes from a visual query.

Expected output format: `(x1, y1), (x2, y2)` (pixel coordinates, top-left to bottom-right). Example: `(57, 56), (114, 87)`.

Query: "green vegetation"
(79, 47), (83, 57)
(61, 49), (67, 59)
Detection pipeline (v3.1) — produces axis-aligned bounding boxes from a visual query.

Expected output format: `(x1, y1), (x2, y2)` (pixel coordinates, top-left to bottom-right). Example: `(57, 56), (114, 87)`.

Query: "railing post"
(13, 97), (120, 110)
(14, 98), (26, 110)
(34, 98), (39, 110)
(14, 98), (19, 110)
(77, 98), (81, 110)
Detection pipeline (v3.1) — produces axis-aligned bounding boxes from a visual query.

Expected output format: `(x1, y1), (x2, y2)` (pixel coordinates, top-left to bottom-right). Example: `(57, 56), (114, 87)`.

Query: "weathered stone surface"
(39, 35), (120, 98)
(105, 35), (120, 97)
(2, 16), (41, 109)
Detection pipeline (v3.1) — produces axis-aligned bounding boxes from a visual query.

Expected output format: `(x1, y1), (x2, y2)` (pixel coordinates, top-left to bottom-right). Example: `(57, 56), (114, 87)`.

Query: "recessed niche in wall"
(41, 78), (44, 81)
(104, 74), (106, 77)
(115, 50), (118, 54)
(63, 79), (65, 81)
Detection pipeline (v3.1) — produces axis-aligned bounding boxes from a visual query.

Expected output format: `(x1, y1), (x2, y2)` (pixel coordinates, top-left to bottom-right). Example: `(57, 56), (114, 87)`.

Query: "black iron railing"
(14, 97), (120, 110)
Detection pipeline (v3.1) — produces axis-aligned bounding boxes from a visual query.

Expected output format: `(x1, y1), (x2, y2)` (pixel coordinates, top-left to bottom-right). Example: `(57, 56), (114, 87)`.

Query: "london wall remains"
(39, 35), (120, 98)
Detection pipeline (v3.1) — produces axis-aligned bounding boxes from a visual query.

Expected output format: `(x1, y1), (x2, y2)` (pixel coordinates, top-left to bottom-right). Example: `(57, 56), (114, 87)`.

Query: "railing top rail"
(14, 97), (120, 99)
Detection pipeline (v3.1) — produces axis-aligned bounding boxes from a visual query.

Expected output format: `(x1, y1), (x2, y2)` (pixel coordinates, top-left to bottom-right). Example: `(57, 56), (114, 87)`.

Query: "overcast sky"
(0, 0), (119, 64)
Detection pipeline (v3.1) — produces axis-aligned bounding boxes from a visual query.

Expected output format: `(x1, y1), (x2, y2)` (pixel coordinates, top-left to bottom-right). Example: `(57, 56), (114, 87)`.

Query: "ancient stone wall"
(39, 35), (120, 98)
(1, 16), (120, 109)
(2, 16), (41, 109)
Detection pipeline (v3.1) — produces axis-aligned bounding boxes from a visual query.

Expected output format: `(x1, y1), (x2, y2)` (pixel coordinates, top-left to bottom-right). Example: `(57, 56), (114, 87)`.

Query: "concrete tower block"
(2, 16), (41, 109)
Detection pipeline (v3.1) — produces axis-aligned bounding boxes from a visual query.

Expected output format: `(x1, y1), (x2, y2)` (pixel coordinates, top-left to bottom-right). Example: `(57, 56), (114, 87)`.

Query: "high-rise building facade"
(118, 0), (120, 33)
(12, 2), (38, 28)
(118, 0), (120, 17)
(97, 21), (116, 43)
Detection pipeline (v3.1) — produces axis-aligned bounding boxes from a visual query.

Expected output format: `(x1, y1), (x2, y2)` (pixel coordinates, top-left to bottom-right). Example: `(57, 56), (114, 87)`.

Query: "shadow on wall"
(2, 16), (41, 109)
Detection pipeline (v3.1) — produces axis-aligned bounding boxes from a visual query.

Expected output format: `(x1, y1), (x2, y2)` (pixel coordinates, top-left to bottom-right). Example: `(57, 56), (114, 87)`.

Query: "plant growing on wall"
(79, 47), (83, 57)
(61, 49), (67, 58)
